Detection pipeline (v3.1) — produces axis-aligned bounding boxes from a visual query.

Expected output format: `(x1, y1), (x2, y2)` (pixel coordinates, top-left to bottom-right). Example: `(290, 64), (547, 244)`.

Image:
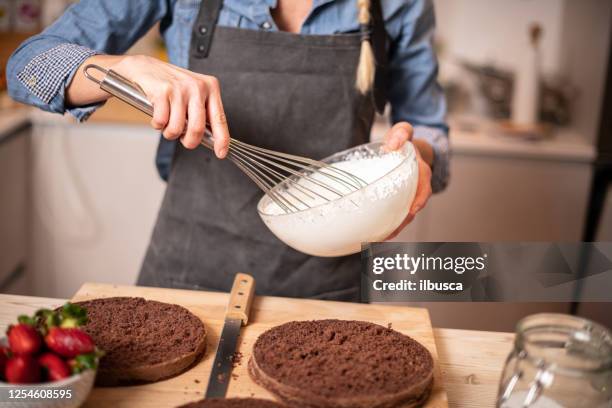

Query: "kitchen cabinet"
(414, 146), (592, 241)
(0, 112), (30, 295)
(28, 111), (165, 298)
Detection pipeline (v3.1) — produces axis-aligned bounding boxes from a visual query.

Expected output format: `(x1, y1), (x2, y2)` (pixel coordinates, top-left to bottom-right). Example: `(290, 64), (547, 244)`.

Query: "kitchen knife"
(205, 273), (255, 398)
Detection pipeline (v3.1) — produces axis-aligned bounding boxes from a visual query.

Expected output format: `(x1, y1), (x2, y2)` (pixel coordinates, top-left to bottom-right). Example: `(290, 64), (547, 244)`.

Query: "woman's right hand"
(68, 54), (230, 158)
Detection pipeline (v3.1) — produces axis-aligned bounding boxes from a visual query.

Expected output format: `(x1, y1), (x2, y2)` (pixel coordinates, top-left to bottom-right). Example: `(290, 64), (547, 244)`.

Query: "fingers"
(384, 122), (413, 152)
(115, 57), (228, 154)
(205, 77), (230, 158)
(183, 95), (206, 149)
(164, 88), (187, 142)
(150, 85), (170, 131)
(384, 155), (432, 241)
(385, 214), (415, 241)
(409, 160), (433, 217)
(152, 75), (227, 155)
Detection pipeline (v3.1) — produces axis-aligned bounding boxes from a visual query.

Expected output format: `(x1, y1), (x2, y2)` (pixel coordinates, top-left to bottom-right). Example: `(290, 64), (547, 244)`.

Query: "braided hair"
(356, 0), (375, 94)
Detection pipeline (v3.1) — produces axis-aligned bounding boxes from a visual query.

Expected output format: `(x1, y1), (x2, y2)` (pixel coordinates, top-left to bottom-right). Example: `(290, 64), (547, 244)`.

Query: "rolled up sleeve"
(387, 0), (449, 193)
(10, 41), (99, 120)
(7, 0), (168, 121)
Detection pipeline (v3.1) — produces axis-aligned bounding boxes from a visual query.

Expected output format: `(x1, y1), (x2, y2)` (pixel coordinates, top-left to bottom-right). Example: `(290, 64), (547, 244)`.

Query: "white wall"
(434, 0), (612, 143)
(434, 0), (565, 76)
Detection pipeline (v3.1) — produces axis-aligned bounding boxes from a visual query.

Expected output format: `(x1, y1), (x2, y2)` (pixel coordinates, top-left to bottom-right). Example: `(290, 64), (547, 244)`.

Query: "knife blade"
(205, 273), (255, 398)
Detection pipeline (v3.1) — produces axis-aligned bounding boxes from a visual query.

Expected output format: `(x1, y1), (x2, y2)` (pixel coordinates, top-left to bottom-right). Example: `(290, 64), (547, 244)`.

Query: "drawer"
(0, 127), (29, 290)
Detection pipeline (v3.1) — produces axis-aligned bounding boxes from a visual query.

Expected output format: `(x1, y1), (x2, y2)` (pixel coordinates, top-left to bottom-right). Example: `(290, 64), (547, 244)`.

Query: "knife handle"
(226, 273), (255, 325)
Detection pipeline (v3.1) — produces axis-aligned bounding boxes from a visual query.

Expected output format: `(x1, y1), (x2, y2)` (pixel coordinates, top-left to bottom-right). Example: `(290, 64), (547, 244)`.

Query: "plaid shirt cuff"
(17, 43), (98, 104)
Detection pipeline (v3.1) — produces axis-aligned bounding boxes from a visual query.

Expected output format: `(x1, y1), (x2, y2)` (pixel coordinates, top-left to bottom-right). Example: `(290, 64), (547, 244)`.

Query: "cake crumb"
(230, 351), (243, 367)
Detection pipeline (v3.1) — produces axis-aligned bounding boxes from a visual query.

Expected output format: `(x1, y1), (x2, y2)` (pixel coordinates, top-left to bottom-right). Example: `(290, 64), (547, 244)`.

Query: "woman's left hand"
(382, 122), (433, 240)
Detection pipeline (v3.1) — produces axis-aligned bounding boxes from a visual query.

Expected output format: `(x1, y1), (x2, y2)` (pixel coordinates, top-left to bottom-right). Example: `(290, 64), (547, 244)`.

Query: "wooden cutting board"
(72, 282), (448, 407)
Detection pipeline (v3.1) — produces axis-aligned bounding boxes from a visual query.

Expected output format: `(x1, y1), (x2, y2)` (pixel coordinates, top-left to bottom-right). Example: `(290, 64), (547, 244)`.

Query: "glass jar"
(497, 313), (612, 408)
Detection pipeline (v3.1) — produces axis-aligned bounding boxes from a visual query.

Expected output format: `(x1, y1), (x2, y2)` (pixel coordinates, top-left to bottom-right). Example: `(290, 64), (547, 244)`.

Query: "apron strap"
(189, 0), (388, 111)
(191, 0), (223, 59)
(371, 0), (389, 113)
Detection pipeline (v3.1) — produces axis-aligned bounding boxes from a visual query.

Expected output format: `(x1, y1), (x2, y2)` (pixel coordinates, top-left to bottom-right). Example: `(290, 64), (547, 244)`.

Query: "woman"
(8, 0), (448, 301)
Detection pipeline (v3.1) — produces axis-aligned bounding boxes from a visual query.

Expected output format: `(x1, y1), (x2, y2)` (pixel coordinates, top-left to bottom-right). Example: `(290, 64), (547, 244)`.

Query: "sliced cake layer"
(249, 319), (433, 408)
(75, 297), (207, 385)
(179, 398), (285, 408)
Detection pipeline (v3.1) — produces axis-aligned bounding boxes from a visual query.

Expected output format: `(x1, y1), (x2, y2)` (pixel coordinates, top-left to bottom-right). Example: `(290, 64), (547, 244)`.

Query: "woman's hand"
(67, 54), (230, 158)
(382, 122), (433, 240)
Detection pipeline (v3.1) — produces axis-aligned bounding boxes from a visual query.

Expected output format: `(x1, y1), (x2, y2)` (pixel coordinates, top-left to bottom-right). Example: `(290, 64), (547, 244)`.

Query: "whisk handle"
(83, 64), (215, 150)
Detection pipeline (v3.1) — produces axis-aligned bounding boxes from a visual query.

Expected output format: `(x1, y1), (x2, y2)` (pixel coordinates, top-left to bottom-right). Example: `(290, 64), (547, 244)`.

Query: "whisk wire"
(230, 139), (367, 191)
(223, 139), (371, 214)
(228, 152), (296, 213)
(229, 148), (325, 203)
(227, 149), (312, 212)
(228, 144), (331, 210)
(229, 142), (346, 199)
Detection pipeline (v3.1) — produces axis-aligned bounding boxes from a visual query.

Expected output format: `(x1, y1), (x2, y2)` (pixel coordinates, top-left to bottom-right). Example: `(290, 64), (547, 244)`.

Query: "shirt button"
(261, 21), (272, 30)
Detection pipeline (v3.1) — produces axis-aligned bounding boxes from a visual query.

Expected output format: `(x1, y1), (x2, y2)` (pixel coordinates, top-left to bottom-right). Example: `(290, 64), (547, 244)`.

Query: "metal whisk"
(84, 65), (367, 214)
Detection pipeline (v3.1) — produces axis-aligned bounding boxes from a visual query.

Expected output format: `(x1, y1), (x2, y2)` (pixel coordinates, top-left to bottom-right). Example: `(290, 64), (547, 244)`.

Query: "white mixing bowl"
(257, 141), (418, 257)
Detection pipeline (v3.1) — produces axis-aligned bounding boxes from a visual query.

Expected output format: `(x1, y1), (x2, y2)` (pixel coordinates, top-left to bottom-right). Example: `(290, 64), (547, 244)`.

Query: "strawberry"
(45, 327), (94, 358)
(7, 324), (41, 355)
(5, 355), (41, 384)
(38, 353), (71, 382)
(0, 346), (9, 381)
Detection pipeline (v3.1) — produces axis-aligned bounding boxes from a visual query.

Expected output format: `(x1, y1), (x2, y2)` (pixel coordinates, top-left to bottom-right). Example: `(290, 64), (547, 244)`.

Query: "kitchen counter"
(0, 107), (30, 144)
(18, 99), (595, 164)
(448, 126), (595, 163)
(371, 116), (596, 164)
(0, 293), (513, 407)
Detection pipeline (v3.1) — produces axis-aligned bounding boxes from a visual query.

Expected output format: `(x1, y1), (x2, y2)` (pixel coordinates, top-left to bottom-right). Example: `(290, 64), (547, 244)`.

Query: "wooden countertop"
(0, 293), (513, 407)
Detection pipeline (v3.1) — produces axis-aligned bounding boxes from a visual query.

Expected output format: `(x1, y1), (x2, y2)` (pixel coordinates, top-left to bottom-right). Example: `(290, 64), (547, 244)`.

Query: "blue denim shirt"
(7, 0), (449, 191)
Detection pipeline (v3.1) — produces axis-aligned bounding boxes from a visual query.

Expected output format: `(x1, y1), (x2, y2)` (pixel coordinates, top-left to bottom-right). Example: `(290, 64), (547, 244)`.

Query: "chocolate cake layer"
(249, 320), (433, 408)
(178, 398), (285, 408)
(75, 297), (207, 385)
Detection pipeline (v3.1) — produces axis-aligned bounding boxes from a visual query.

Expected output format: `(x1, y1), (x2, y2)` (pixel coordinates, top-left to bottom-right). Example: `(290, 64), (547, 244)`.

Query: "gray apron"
(138, 0), (387, 301)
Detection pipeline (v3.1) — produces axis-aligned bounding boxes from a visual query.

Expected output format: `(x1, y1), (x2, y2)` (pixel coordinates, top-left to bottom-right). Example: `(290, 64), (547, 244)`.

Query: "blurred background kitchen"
(1, 0), (611, 331)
